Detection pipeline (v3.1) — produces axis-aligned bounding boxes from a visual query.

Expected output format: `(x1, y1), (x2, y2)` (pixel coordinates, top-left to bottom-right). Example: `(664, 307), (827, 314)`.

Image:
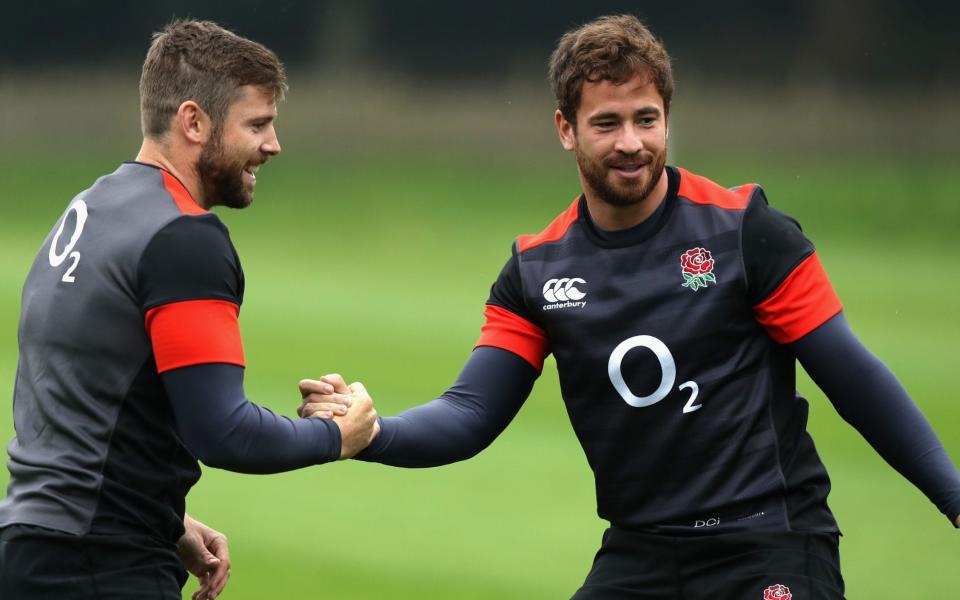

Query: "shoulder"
(676, 167), (759, 211)
(156, 210), (232, 240)
(137, 213), (242, 311)
(515, 196), (581, 253)
(144, 212), (235, 262)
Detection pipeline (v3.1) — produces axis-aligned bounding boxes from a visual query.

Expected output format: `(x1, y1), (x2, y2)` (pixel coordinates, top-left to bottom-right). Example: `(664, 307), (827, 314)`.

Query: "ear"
(174, 100), (211, 145)
(555, 109), (576, 151)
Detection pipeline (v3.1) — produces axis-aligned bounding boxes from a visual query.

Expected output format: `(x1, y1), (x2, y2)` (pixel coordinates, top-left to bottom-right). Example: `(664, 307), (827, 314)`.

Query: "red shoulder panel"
(753, 252), (843, 344)
(676, 168), (755, 211)
(475, 305), (550, 372)
(145, 299), (245, 372)
(516, 197), (581, 253)
(161, 170), (206, 216)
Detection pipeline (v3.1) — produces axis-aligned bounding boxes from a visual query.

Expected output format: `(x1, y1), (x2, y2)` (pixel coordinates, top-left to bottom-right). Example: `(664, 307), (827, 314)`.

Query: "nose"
(614, 123), (642, 155)
(261, 125), (281, 156)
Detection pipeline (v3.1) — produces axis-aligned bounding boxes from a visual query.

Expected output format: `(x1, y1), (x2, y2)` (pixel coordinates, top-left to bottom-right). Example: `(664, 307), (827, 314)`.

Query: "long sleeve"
(356, 346), (538, 467)
(163, 363), (341, 473)
(792, 312), (960, 524)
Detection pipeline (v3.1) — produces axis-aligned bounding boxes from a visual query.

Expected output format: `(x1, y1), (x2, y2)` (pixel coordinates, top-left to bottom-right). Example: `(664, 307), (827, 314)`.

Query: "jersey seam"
(737, 190), (753, 298)
(85, 354), (153, 536)
(763, 365), (793, 531)
(141, 294), (240, 316)
(514, 241), (541, 330)
(740, 186), (779, 301)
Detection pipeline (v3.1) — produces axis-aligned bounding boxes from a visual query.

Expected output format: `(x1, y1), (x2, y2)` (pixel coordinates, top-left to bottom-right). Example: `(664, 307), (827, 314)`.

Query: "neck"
(135, 137), (206, 208)
(582, 167), (669, 231)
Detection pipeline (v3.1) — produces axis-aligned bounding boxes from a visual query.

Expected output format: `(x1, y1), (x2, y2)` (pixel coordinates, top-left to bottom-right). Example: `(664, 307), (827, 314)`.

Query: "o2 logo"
(48, 199), (88, 284)
(607, 335), (702, 413)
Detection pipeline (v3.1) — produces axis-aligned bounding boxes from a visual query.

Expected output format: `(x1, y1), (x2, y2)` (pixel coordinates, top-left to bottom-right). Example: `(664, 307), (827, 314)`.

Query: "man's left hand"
(178, 513), (231, 600)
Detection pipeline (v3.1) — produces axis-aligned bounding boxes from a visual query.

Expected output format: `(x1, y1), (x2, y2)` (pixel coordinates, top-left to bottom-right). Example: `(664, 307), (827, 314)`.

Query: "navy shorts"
(571, 527), (845, 599)
(0, 524), (187, 600)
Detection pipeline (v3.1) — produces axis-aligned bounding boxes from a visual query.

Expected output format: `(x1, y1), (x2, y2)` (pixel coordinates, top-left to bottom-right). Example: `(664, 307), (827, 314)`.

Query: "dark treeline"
(5, 0), (957, 87)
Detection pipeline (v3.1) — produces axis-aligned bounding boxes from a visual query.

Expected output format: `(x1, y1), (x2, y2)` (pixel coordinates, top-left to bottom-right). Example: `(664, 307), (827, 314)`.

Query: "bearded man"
(301, 14), (960, 599)
(0, 19), (375, 600)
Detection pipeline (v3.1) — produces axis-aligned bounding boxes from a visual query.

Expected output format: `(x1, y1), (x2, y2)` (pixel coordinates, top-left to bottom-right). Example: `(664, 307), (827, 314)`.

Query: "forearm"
(793, 312), (960, 522)
(163, 364), (341, 473)
(356, 346), (537, 467)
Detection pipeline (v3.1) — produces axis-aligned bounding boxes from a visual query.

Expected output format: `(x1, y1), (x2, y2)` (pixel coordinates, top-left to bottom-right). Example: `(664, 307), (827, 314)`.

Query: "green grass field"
(1, 151), (957, 599)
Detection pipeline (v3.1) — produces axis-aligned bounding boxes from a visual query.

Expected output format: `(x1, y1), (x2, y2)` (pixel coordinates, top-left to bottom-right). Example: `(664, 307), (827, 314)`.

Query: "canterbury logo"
(543, 278), (586, 302)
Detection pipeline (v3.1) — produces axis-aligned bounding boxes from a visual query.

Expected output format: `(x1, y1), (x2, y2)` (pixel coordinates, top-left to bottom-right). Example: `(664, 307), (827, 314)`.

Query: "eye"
(594, 121), (617, 130)
(250, 120), (272, 133)
(637, 116), (657, 127)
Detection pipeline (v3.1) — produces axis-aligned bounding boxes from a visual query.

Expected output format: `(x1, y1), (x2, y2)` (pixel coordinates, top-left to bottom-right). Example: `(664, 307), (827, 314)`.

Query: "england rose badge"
(763, 584), (791, 600)
(680, 247), (716, 291)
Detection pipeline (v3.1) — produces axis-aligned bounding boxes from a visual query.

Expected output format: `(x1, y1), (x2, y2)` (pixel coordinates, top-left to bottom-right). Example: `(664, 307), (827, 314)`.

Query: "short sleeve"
(475, 245), (550, 372)
(743, 190), (842, 344)
(137, 215), (246, 373)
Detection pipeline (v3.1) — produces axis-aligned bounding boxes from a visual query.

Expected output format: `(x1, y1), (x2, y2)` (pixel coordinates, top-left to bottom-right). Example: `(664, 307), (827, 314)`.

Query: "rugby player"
(300, 14), (960, 599)
(0, 19), (373, 600)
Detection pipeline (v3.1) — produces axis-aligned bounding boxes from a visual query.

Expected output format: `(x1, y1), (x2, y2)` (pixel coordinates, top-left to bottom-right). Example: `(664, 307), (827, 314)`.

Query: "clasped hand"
(298, 374), (380, 459)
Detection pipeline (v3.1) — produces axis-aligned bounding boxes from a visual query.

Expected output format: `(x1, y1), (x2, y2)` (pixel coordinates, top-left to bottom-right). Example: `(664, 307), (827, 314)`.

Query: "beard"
(197, 134), (257, 209)
(576, 144), (667, 207)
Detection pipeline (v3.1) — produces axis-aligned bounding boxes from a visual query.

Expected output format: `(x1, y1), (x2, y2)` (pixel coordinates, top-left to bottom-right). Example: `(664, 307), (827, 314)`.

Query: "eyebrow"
(246, 114), (276, 125)
(587, 106), (662, 124)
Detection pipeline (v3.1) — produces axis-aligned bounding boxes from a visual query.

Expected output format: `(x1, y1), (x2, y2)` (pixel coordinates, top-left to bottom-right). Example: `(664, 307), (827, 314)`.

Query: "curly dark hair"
(549, 14), (674, 124)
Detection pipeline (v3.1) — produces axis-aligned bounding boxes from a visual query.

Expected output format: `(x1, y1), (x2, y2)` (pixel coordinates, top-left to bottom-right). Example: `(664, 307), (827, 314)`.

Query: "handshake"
(297, 375), (380, 460)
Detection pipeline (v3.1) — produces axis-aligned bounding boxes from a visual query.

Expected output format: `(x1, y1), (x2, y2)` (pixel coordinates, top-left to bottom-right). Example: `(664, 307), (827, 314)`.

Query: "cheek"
(646, 130), (668, 151)
(579, 137), (612, 161)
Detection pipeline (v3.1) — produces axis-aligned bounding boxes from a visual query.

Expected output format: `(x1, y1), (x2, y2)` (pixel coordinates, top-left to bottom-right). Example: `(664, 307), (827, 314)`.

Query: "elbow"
(195, 447), (237, 471)
(392, 433), (494, 468)
(442, 429), (496, 464)
(460, 438), (493, 461)
(186, 436), (249, 472)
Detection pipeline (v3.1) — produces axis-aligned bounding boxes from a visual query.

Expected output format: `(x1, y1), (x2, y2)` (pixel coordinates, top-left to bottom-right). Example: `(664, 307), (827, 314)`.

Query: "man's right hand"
(299, 375), (380, 459)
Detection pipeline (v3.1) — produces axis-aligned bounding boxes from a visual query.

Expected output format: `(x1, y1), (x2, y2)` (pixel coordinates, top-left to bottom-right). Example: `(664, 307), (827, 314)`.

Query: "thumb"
(201, 549), (221, 568)
(348, 381), (368, 397)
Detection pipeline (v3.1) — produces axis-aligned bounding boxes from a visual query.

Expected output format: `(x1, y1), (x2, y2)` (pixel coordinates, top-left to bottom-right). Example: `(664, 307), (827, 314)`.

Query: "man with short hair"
(0, 19), (373, 600)
(301, 14), (960, 599)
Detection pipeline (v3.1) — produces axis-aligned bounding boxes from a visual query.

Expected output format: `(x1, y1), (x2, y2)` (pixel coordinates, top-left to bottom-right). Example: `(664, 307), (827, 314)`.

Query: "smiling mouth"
(243, 166), (259, 182)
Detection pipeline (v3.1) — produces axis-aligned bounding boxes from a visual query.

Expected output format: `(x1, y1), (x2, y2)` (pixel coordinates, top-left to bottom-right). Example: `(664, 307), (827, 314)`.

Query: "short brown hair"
(549, 15), (674, 124)
(139, 19), (287, 138)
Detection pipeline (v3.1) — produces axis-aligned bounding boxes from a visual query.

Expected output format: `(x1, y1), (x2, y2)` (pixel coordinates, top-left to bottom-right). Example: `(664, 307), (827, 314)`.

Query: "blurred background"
(1, 1), (957, 598)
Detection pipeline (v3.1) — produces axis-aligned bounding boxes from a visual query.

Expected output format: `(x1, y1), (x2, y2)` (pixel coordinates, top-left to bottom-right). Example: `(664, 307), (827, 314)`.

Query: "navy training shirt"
(477, 166), (843, 533)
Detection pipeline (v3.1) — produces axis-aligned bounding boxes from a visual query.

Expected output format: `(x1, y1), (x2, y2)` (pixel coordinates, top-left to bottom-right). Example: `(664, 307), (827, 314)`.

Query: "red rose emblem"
(679, 247), (717, 291)
(681, 247), (714, 275)
(763, 584), (792, 600)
